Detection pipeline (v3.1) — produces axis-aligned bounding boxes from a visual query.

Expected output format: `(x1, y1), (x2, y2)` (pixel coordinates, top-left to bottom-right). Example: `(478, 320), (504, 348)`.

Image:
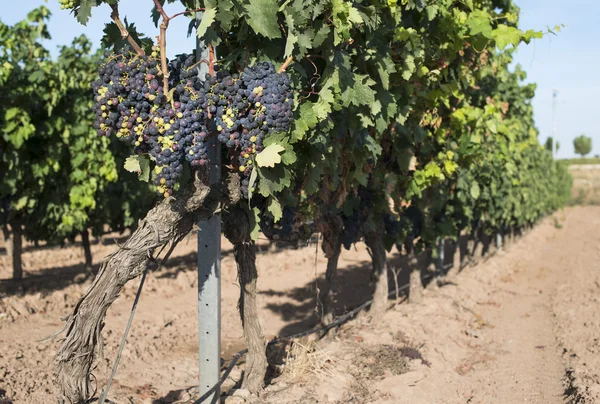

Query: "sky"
(2, 0), (598, 159)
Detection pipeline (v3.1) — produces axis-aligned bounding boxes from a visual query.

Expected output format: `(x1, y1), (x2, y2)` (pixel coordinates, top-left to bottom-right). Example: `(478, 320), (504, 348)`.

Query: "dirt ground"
(1, 206), (599, 403)
(569, 164), (600, 205)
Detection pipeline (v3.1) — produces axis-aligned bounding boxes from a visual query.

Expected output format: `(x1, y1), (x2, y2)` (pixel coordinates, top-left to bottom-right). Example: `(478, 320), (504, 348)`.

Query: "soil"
(569, 164), (600, 205)
(0, 206), (599, 404)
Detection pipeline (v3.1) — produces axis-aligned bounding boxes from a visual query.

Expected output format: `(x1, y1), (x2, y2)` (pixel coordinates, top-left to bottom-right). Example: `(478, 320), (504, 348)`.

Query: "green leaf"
(426, 5), (439, 20)
(312, 23), (330, 48)
(486, 120), (498, 134)
(247, 166), (258, 201)
(283, 11), (298, 57)
(492, 25), (523, 50)
(249, 206), (261, 241)
(124, 155), (150, 182)
(401, 54), (416, 80)
(196, 8), (217, 39)
(256, 144), (285, 167)
(256, 165), (292, 196)
(466, 10), (492, 38)
(341, 74), (376, 107)
(244, 0), (281, 39)
(76, 0), (94, 25)
(304, 156), (325, 195)
(292, 102), (318, 141)
(267, 197), (283, 222)
(313, 87), (335, 119)
(470, 182), (481, 199)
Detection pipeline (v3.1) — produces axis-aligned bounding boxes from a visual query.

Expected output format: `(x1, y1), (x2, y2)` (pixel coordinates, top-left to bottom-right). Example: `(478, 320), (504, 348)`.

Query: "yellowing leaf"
(256, 144), (285, 167)
(124, 155), (150, 182)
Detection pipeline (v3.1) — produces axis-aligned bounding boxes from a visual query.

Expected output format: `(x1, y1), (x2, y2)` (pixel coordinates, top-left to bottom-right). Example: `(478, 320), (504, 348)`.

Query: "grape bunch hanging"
(91, 46), (294, 198)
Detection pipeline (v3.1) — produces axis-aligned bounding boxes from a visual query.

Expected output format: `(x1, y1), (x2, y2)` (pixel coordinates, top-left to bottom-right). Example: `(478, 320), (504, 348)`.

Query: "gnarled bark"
(223, 207), (267, 394)
(318, 215), (343, 326)
(365, 226), (388, 317)
(54, 171), (240, 404)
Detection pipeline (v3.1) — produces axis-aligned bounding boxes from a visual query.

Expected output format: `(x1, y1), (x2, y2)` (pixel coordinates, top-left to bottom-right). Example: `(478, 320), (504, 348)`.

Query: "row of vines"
(2, 0), (572, 402)
(0, 8), (157, 280)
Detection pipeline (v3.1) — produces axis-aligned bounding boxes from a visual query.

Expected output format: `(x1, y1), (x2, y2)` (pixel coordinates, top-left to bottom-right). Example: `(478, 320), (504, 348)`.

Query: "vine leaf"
(292, 102), (318, 141)
(247, 166), (258, 202)
(256, 144), (285, 167)
(249, 206), (261, 241)
(124, 155), (150, 182)
(470, 182), (481, 200)
(76, 0), (94, 26)
(466, 10), (492, 38)
(492, 25), (523, 50)
(313, 87), (334, 119)
(283, 12), (298, 57)
(196, 8), (217, 40)
(244, 0), (281, 39)
(267, 197), (283, 222)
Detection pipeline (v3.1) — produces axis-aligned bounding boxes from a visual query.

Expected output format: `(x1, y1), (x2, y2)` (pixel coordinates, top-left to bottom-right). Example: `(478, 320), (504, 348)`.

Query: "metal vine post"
(195, 7), (221, 403)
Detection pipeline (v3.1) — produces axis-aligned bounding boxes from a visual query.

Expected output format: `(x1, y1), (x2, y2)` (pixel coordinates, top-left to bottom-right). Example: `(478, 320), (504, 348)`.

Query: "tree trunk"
(2, 224), (13, 260)
(365, 227), (388, 317)
(54, 170), (240, 404)
(223, 207), (267, 395)
(320, 250), (341, 326)
(81, 229), (93, 272)
(469, 227), (481, 267)
(408, 252), (423, 303)
(319, 215), (343, 326)
(11, 221), (23, 281)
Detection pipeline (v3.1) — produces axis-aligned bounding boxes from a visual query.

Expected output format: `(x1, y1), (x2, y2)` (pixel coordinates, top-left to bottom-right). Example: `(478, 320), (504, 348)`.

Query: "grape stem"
(109, 4), (145, 56)
(278, 56), (294, 73)
(209, 45), (216, 77)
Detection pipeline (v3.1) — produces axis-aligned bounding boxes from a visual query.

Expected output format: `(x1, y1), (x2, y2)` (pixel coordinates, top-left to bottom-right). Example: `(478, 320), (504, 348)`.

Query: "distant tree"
(573, 134), (592, 158)
(544, 137), (559, 152)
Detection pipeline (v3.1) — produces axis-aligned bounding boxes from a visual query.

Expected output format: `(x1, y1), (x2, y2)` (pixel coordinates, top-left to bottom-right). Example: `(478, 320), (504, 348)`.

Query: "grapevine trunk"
(81, 229), (93, 272)
(319, 215), (343, 326)
(224, 207), (268, 394)
(235, 242), (267, 393)
(408, 252), (423, 304)
(365, 228), (388, 316)
(10, 221), (23, 281)
(54, 171), (239, 403)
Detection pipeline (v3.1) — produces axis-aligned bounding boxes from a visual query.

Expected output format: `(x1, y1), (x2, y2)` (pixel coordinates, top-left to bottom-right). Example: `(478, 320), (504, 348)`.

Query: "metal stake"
(196, 11), (221, 403)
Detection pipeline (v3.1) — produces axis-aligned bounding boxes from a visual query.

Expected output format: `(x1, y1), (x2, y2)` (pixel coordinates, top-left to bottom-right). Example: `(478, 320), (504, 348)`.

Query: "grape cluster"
(58, 0), (76, 10)
(235, 63), (294, 195)
(91, 48), (293, 198)
(259, 205), (313, 243)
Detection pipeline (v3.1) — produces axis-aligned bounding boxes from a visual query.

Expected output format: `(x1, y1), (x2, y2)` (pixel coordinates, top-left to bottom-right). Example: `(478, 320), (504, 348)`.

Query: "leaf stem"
(168, 7), (206, 21)
(110, 4), (145, 56)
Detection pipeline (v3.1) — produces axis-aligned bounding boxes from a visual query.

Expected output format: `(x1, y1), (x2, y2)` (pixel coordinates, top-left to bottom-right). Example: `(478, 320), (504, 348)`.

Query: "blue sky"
(2, 0), (598, 158)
